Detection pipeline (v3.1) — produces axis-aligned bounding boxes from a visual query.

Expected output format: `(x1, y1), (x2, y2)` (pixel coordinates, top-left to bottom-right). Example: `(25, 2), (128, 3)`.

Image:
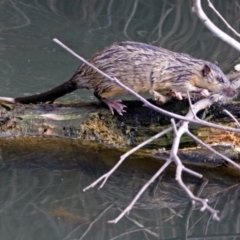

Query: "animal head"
(196, 62), (237, 99)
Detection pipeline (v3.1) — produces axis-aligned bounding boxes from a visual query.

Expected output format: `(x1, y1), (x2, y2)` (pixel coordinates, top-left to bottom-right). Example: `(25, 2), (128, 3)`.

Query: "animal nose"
(222, 86), (237, 98)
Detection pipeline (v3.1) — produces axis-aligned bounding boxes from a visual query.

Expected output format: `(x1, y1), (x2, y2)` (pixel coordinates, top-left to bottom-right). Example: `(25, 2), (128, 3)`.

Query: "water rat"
(0, 41), (237, 115)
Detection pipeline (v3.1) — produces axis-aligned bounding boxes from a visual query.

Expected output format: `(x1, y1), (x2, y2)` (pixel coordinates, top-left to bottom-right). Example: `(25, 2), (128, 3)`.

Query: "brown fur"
(70, 41), (236, 99)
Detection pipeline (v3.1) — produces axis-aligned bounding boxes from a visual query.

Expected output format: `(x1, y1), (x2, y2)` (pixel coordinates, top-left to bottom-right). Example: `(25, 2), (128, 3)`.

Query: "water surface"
(0, 0), (240, 239)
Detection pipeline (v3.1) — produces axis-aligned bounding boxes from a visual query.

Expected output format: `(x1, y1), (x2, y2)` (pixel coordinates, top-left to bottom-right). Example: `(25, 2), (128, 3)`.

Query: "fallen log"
(0, 98), (239, 165)
(0, 99), (238, 146)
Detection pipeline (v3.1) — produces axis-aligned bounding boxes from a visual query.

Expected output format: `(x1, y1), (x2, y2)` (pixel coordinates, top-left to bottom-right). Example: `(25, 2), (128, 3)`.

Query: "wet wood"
(0, 99), (239, 149)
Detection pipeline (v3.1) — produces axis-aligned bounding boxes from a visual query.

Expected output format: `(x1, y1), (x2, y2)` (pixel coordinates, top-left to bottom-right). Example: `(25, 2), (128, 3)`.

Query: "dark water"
(1, 137), (240, 240)
(0, 0), (239, 100)
(1, 0), (240, 239)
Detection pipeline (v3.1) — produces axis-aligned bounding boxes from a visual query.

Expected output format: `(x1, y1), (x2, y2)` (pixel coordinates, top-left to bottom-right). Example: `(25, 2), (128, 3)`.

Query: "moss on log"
(0, 99), (240, 165)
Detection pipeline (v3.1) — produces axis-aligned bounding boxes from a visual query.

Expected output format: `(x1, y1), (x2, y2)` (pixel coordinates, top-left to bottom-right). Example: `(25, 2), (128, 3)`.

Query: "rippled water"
(0, 0), (239, 100)
(1, 137), (240, 240)
(1, 0), (240, 239)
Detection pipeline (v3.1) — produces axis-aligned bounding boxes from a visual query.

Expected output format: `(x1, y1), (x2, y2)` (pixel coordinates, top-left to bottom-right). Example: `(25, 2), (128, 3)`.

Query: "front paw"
(149, 90), (170, 105)
(171, 91), (183, 100)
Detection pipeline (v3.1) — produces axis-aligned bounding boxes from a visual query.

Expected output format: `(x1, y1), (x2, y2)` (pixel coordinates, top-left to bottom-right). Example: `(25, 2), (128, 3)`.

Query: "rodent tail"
(0, 79), (78, 104)
(0, 97), (15, 103)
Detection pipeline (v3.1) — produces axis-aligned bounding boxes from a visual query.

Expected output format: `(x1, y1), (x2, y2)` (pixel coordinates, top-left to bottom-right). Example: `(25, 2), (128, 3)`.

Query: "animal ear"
(213, 60), (218, 66)
(202, 64), (211, 77)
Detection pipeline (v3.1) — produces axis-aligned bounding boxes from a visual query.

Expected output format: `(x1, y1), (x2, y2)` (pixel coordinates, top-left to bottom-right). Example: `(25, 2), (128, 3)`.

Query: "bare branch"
(186, 91), (197, 119)
(223, 109), (240, 128)
(192, 0), (240, 52)
(53, 38), (240, 223)
(121, 211), (159, 238)
(53, 38), (240, 134)
(186, 130), (240, 171)
(109, 227), (159, 240)
(108, 159), (172, 224)
(171, 118), (178, 136)
(83, 126), (173, 191)
(79, 204), (113, 240)
(207, 0), (240, 38)
(174, 165), (219, 221)
(169, 116), (219, 220)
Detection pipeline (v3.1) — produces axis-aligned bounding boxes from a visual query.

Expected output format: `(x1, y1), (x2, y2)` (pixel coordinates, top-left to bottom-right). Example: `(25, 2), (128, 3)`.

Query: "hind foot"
(100, 98), (127, 115)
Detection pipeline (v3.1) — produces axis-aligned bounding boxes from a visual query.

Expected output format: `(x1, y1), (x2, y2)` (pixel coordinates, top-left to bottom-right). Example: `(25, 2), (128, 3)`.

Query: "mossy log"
(0, 99), (240, 165)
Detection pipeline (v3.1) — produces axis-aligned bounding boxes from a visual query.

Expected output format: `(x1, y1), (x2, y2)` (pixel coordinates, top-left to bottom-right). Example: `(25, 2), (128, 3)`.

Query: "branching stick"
(53, 36), (240, 223)
(192, 0), (240, 51)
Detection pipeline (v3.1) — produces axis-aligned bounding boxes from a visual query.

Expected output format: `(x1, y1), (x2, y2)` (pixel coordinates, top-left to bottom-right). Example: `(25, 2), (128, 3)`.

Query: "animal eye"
(218, 77), (224, 83)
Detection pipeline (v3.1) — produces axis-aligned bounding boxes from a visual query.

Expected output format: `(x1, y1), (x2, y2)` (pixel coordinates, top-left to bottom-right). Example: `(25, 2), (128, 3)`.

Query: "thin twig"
(83, 127), (173, 191)
(109, 227), (160, 240)
(192, 0), (240, 52)
(223, 109), (240, 128)
(174, 164), (219, 220)
(182, 178), (209, 240)
(108, 159), (172, 223)
(171, 118), (178, 137)
(169, 110), (219, 219)
(186, 130), (240, 171)
(79, 204), (113, 240)
(53, 38), (240, 134)
(53, 37), (240, 223)
(207, 0), (240, 38)
(121, 211), (159, 238)
(186, 91), (197, 119)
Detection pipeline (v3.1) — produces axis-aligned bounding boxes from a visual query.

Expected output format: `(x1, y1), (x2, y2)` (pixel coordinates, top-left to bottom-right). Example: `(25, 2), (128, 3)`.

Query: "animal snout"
(222, 86), (237, 98)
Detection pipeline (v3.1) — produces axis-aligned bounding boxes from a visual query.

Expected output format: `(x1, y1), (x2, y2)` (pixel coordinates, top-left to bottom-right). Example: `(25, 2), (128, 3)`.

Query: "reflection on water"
(0, 0), (239, 101)
(0, 137), (240, 240)
(0, 0), (240, 239)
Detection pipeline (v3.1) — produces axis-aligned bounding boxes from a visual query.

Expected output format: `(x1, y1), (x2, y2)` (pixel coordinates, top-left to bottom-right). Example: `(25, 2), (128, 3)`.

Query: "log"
(0, 99), (238, 144)
(0, 99), (182, 147)
(0, 98), (239, 165)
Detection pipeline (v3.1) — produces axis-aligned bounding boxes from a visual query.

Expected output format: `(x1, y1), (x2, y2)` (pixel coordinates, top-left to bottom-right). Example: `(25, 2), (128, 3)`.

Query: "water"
(1, 0), (240, 239)
(0, 0), (239, 100)
(0, 137), (240, 240)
